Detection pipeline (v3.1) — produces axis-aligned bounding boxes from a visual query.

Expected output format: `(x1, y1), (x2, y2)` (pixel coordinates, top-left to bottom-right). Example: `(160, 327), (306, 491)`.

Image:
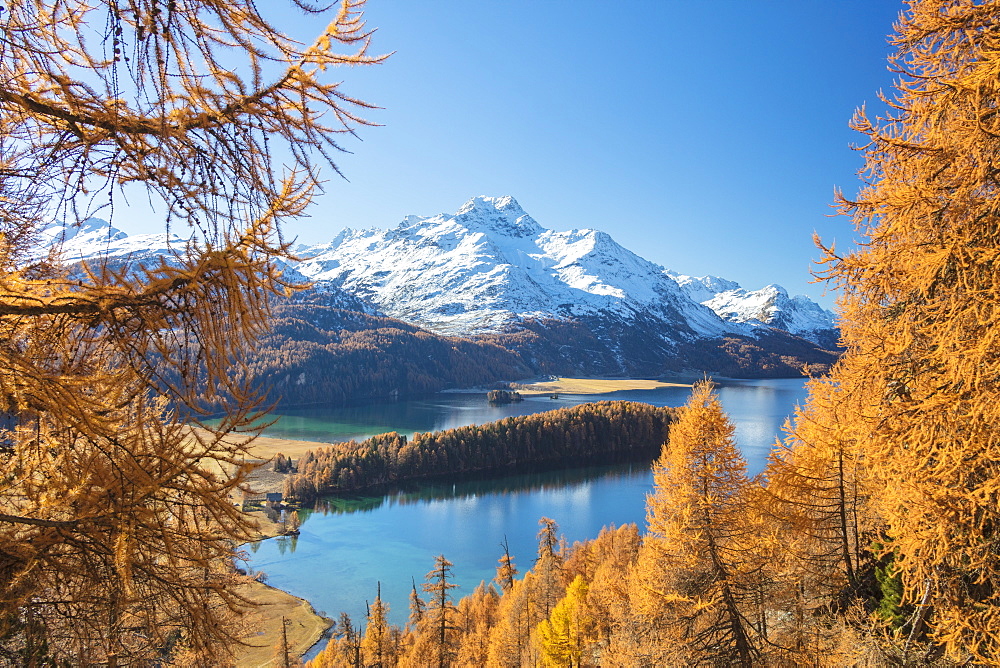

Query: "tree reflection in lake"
(248, 377), (810, 657)
(302, 459), (657, 518)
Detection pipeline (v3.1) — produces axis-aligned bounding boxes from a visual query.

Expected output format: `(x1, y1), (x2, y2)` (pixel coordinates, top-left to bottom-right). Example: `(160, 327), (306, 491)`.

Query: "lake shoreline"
(235, 377), (810, 661)
(232, 512), (332, 667)
(232, 577), (331, 668)
(232, 384), (679, 663)
(240, 378), (691, 461)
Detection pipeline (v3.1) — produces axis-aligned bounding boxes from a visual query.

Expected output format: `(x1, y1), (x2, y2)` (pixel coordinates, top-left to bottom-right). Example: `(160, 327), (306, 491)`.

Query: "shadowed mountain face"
(41, 198), (840, 406)
(288, 196), (840, 383)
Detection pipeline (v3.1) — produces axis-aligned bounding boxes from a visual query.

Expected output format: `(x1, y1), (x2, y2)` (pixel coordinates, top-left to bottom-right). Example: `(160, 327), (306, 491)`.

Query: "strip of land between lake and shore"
(229, 376), (690, 665)
(445, 375), (691, 397)
(239, 377), (691, 463)
(231, 508), (328, 666)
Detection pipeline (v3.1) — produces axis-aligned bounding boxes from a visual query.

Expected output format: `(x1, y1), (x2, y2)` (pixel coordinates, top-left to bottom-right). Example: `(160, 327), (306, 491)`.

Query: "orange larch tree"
(0, 0), (383, 663)
(761, 375), (875, 657)
(632, 380), (762, 666)
(417, 555), (460, 668)
(814, 0), (1000, 661)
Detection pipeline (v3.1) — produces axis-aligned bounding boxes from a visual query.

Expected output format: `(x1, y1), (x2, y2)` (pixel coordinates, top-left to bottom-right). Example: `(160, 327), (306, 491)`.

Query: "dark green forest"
(280, 401), (675, 503)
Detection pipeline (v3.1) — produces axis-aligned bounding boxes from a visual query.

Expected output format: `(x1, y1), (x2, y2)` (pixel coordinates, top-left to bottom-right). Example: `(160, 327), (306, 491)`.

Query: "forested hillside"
(476, 317), (840, 380)
(241, 292), (532, 406)
(281, 401), (675, 502)
(240, 292), (839, 408)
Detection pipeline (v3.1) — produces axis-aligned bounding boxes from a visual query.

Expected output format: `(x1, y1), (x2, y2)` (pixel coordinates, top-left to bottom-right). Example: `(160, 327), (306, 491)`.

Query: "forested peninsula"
(279, 401), (675, 503)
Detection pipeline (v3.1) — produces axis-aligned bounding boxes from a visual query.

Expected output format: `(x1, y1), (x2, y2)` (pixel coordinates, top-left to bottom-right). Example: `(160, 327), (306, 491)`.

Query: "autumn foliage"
(9, 0), (1000, 663)
(812, 0), (1000, 660)
(303, 386), (822, 666)
(303, 2), (1000, 661)
(0, 0), (382, 663)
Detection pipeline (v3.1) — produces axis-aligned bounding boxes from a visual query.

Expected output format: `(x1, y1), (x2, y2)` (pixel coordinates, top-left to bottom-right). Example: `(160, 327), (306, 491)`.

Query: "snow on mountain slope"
(39, 218), (187, 264)
(668, 272), (742, 304)
(38, 217), (382, 316)
(668, 272), (836, 342)
(37, 198), (837, 349)
(296, 196), (730, 338)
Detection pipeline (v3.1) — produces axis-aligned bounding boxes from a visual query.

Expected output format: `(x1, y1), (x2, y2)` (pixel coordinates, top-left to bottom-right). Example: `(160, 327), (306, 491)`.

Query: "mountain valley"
(43, 196), (841, 406)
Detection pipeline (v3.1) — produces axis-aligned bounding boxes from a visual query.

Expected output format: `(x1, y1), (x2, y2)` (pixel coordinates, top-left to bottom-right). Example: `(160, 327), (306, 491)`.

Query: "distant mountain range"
(294, 195), (836, 345)
(41, 197), (841, 404)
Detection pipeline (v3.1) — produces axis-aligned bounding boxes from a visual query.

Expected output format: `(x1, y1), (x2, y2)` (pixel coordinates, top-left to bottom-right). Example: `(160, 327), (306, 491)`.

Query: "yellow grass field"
(233, 580), (331, 668)
(246, 434), (332, 461)
(513, 376), (689, 396)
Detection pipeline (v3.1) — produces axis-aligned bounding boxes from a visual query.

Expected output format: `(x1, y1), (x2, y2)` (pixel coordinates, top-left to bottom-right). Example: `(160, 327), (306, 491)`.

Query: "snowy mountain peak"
(454, 195), (541, 239)
(78, 217), (113, 233)
(667, 272), (741, 303)
(36, 217), (191, 265)
(289, 196), (838, 343)
(36, 197), (837, 351)
(457, 195), (523, 217)
(41, 218), (128, 246)
(399, 214), (425, 228)
(668, 274), (835, 340)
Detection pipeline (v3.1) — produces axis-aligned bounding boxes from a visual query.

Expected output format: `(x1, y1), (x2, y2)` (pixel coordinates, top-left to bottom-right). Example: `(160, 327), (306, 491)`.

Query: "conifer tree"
(571, 524), (641, 660)
(533, 517), (565, 625)
(813, 0), (1000, 660)
(765, 377), (867, 592)
(485, 571), (535, 668)
(361, 583), (395, 668)
(311, 612), (362, 668)
(536, 575), (593, 667)
(407, 577), (426, 634)
(421, 555), (460, 668)
(761, 377), (873, 657)
(0, 0), (382, 663)
(751, 379), (878, 662)
(276, 616), (292, 668)
(496, 536), (519, 594)
(453, 581), (499, 668)
(634, 380), (761, 666)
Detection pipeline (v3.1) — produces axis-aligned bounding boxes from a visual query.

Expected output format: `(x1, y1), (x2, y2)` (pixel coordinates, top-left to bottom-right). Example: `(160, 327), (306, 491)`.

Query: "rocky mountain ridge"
(38, 197), (841, 393)
(293, 196), (836, 345)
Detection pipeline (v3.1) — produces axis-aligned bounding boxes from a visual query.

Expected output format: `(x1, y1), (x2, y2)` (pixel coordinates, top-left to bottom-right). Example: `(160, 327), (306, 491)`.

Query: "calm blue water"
(244, 378), (809, 652)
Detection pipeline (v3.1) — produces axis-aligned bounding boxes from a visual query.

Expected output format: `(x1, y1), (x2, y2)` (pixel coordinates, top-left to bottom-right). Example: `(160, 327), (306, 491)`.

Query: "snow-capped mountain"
(668, 273), (836, 341)
(298, 196), (726, 337)
(295, 196), (835, 345)
(37, 216), (379, 314)
(38, 197), (840, 379)
(39, 217), (186, 263)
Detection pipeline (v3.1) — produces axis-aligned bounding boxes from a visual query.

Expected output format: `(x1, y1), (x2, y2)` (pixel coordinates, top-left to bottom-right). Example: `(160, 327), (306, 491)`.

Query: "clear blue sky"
(130, 1), (907, 308)
(286, 1), (905, 309)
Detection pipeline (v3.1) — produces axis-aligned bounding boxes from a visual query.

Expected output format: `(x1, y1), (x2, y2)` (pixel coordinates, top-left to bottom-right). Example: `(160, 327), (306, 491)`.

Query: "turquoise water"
(254, 379), (807, 474)
(244, 378), (810, 650)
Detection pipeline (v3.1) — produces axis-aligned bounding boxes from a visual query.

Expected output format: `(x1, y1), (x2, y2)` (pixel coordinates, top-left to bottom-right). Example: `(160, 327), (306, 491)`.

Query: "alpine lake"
(243, 378), (811, 658)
